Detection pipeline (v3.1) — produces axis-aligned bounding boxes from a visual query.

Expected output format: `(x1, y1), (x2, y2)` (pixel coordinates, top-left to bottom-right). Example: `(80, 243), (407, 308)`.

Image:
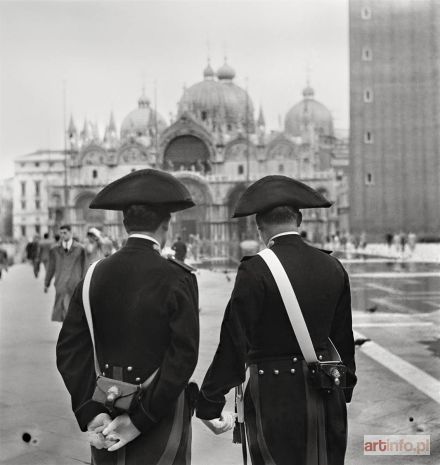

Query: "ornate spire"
(203, 58), (215, 80)
(138, 87), (151, 108)
(108, 111), (117, 132)
(67, 114), (77, 138)
(257, 105), (265, 127)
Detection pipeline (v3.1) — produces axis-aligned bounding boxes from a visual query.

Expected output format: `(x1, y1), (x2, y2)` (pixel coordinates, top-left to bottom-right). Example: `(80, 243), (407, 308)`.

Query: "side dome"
(121, 92), (167, 140)
(284, 86), (333, 137)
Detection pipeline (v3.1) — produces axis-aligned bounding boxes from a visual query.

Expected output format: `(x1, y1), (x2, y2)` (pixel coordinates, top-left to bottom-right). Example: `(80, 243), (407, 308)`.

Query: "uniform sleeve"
(56, 281), (107, 431)
(330, 265), (357, 402)
(196, 260), (264, 420)
(129, 272), (200, 433)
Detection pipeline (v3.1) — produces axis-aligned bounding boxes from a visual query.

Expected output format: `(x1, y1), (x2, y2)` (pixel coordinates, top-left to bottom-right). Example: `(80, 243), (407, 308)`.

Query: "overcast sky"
(0, 0), (349, 178)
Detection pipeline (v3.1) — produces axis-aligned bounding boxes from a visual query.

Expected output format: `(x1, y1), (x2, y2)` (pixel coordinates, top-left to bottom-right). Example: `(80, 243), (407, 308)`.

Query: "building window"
(361, 6), (372, 20)
(21, 225), (26, 237)
(364, 88), (373, 102)
(362, 47), (372, 61)
(238, 165), (244, 175)
(35, 224), (41, 234)
(21, 200), (26, 210)
(201, 111), (207, 121)
(35, 162), (40, 167)
(279, 164), (284, 173)
(49, 162), (54, 168)
(20, 163), (24, 168)
(365, 172), (374, 186)
(21, 181), (26, 196)
(92, 169), (98, 179)
(35, 180), (41, 196)
(35, 200), (41, 210)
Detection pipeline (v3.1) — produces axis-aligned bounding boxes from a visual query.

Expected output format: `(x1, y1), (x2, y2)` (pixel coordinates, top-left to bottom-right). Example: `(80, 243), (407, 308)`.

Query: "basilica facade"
(13, 60), (348, 260)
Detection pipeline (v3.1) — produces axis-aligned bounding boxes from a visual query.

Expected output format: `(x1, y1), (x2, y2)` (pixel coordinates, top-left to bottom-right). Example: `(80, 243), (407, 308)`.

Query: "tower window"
(35, 224), (41, 234)
(201, 111), (207, 121)
(364, 131), (373, 143)
(365, 172), (374, 185)
(35, 162), (40, 167)
(21, 181), (26, 196)
(364, 88), (373, 103)
(362, 47), (372, 61)
(238, 165), (244, 175)
(35, 180), (41, 196)
(35, 200), (41, 210)
(21, 225), (26, 237)
(21, 200), (26, 210)
(361, 7), (372, 20)
(92, 169), (98, 179)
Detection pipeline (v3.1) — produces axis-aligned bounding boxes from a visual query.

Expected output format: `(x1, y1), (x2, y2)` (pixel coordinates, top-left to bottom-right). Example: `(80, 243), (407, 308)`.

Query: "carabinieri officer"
(196, 175), (357, 465)
(56, 169), (200, 465)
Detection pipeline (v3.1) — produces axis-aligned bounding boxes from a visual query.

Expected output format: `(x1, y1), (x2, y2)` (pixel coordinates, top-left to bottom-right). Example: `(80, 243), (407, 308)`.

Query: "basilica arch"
(73, 191), (106, 227)
(163, 135), (211, 172)
(170, 174), (213, 243)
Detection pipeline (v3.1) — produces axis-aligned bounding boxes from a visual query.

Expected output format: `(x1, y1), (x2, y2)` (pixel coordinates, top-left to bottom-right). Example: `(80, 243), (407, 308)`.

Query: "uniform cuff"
(195, 390), (225, 420)
(75, 400), (108, 432)
(129, 404), (158, 434)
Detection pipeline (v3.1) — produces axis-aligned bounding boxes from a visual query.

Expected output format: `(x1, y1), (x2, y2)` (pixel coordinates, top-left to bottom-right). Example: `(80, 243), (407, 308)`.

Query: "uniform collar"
(267, 231), (300, 248)
(62, 238), (73, 251)
(128, 233), (161, 252)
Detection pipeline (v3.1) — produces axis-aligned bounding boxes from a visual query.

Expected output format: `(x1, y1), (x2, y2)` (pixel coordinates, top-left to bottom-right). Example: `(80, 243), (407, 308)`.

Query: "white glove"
(102, 414), (141, 452)
(87, 413), (116, 450)
(201, 410), (237, 435)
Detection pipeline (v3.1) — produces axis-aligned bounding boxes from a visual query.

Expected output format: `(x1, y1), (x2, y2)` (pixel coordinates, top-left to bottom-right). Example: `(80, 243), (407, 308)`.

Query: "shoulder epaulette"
(240, 254), (256, 262)
(167, 257), (197, 273)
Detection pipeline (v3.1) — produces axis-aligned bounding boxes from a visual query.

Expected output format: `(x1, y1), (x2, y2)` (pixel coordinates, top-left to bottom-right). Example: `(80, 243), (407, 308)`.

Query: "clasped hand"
(87, 413), (141, 452)
(201, 410), (237, 435)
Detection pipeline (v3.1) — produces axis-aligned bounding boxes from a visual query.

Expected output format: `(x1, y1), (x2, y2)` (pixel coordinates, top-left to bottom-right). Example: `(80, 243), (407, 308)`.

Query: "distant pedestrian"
(38, 233), (53, 272)
(84, 228), (104, 269)
(408, 232), (417, 255)
(399, 231), (407, 253)
(27, 235), (41, 278)
(172, 235), (187, 262)
(44, 225), (86, 322)
(385, 232), (393, 248)
(100, 233), (115, 257)
(0, 245), (8, 279)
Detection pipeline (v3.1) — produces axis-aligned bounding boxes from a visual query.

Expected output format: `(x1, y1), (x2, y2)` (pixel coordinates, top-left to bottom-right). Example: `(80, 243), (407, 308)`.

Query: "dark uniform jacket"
(56, 237), (199, 464)
(196, 233), (356, 465)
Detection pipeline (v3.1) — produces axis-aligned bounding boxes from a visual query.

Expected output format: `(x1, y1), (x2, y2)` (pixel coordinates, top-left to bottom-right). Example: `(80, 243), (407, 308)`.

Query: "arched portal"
(170, 177), (212, 243)
(163, 135), (210, 172)
(74, 192), (106, 226)
(227, 184), (255, 242)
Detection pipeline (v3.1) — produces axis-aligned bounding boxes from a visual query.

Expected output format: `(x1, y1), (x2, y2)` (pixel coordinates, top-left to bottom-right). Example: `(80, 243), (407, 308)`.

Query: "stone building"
(0, 177), (13, 239)
(349, 0), (440, 240)
(13, 60), (348, 260)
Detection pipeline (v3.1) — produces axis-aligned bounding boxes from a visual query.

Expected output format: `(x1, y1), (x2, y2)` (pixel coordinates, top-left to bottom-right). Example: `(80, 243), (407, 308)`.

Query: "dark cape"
(196, 234), (356, 465)
(56, 237), (199, 465)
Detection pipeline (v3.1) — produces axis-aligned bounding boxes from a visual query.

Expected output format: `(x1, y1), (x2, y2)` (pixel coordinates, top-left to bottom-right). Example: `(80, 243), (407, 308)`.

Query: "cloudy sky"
(0, 0), (349, 178)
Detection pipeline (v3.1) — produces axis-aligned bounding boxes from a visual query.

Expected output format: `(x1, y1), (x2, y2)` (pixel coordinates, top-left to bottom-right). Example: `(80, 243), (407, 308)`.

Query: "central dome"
(178, 60), (255, 132)
(121, 92), (167, 140)
(284, 86), (333, 138)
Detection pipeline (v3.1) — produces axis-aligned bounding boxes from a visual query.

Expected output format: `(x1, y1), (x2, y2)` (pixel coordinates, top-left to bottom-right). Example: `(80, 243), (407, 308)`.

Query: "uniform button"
(290, 369), (296, 374)
(258, 370), (264, 375)
(135, 377), (141, 382)
(273, 369), (279, 375)
(102, 372), (106, 376)
(127, 366), (133, 372)
(293, 357), (298, 363)
(318, 355), (323, 361)
(105, 364), (109, 369)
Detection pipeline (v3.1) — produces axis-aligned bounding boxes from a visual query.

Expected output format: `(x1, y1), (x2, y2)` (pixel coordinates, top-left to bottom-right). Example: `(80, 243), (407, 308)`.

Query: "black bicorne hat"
(89, 169), (195, 212)
(232, 175), (332, 218)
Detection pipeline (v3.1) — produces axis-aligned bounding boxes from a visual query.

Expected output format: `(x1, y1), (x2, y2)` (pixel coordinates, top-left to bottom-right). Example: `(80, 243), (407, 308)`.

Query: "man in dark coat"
(45, 225), (86, 322)
(56, 169), (200, 465)
(196, 175), (357, 465)
(172, 236), (187, 262)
